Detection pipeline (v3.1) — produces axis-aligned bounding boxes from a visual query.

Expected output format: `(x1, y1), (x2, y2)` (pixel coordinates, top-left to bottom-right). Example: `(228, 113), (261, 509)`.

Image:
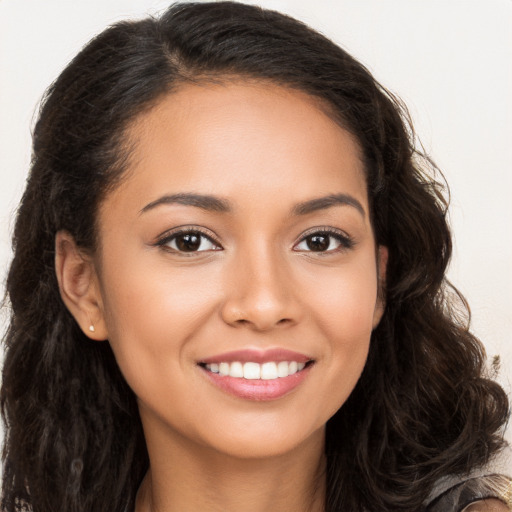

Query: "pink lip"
(200, 364), (313, 401)
(199, 348), (312, 365)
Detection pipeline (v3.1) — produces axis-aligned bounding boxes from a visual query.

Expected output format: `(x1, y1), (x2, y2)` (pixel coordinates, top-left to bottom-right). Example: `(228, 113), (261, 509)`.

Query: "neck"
(135, 418), (326, 512)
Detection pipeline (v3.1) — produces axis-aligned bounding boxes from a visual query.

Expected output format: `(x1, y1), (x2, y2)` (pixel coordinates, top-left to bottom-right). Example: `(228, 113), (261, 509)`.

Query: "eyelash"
(155, 226), (355, 255)
(155, 227), (221, 254)
(293, 227), (355, 254)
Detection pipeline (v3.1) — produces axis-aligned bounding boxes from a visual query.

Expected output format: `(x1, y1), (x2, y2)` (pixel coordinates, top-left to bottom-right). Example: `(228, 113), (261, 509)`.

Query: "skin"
(464, 500), (509, 512)
(55, 82), (506, 512)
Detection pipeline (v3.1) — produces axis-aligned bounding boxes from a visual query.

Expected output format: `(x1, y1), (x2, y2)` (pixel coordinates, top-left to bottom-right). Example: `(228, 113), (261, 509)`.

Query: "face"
(89, 82), (386, 459)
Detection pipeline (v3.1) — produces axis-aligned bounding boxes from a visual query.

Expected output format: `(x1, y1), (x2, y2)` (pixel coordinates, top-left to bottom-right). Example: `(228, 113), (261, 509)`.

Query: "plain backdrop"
(1, 0), (511, 448)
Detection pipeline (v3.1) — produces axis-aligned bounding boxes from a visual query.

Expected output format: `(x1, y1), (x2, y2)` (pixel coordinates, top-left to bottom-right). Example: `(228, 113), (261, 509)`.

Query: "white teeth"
(260, 362), (278, 380)
(277, 361), (289, 377)
(204, 360), (309, 380)
(243, 362), (261, 380)
(229, 361), (244, 378)
(219, 362), (230, 376)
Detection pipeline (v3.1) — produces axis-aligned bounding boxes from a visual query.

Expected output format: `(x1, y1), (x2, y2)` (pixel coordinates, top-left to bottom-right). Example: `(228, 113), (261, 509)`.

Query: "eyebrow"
(139, 192), (365, 218)
(292, 194), (365, 217)
(140, 193), (232, 214)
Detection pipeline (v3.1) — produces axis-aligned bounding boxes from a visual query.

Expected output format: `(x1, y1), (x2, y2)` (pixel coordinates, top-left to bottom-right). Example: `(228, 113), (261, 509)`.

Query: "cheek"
(98, 253), (223, 387)
(305, 256), (378, 342)
(301, 257), (377, 409)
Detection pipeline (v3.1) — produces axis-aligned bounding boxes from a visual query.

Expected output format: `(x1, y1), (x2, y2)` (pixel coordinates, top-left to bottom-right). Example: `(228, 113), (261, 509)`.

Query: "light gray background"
(1, 0), (511, 445)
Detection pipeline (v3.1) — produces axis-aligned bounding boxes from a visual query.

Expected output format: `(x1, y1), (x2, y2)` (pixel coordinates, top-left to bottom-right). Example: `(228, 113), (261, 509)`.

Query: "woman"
(1, 2), (510, 511)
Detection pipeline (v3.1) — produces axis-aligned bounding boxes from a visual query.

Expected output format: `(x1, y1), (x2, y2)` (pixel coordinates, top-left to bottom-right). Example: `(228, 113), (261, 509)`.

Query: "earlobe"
(54, 231), (108, 341)
(372, 245), (388, 329)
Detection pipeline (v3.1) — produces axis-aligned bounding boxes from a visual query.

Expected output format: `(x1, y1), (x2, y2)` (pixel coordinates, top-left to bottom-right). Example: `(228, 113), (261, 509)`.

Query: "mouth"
(199, 360), (312, 379)
(197, 349), (315, 401)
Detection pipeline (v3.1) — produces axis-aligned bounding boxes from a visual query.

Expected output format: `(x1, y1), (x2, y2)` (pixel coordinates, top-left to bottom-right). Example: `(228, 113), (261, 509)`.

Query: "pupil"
(177, 233), (201, 252)
(307, 235), (329, 251)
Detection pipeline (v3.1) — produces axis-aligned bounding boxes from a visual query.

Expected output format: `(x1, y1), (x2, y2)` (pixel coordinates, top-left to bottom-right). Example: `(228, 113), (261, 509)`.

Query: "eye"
(158, 229), (221, 253)
(294, 229), (354, 253)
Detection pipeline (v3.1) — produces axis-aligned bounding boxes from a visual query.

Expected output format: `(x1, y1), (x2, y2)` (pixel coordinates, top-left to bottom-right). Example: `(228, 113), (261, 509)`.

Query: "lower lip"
(200, 365), (312, 401)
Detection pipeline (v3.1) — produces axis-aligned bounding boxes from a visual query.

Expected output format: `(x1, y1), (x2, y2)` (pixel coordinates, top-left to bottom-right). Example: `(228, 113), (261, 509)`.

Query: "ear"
(55, 231), (108, 340)
(372, 245), (388, 329)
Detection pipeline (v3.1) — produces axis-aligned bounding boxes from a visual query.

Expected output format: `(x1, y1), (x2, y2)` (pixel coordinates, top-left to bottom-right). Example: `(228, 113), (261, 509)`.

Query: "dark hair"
(1, 2), (508, 511)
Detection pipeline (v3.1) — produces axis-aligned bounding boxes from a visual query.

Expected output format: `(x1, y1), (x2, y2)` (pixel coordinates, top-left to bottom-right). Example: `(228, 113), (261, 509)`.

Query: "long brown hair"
(2, 3), (508, 511)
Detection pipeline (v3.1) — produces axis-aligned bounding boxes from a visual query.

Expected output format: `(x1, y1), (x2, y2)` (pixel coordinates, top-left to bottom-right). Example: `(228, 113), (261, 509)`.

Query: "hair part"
(2, 2), (508, 511)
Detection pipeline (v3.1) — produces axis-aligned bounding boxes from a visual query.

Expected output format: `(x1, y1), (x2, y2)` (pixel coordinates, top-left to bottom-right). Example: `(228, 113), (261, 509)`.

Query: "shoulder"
(425, 445), (511, 512)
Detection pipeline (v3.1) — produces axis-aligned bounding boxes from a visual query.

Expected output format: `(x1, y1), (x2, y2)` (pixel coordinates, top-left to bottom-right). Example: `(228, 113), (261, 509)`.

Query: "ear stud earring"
(89, 324), (95, 333)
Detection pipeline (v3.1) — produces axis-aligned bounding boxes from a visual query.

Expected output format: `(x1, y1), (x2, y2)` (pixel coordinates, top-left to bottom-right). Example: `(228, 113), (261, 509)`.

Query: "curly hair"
(1, 2), (508, 511)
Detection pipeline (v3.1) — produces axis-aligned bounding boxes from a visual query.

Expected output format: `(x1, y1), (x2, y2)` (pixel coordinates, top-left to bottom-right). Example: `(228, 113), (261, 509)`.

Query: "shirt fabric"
(425, 445), (511, 511)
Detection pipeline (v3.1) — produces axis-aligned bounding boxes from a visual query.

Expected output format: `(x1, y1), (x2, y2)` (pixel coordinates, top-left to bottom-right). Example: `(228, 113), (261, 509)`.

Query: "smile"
(198, 349), (314, 400)
(204, 361), (307, 380)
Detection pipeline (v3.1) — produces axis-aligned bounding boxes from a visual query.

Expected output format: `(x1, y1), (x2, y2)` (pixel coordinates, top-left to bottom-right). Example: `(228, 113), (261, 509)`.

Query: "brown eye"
(294, 230), (354, 253)
(175, 233), (202, 252)
(160, 230), (220, 253)
(306, 234), (330, 252)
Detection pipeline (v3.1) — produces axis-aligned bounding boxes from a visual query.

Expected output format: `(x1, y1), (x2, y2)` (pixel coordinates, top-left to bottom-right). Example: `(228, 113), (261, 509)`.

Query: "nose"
(220, 246), (301, 332)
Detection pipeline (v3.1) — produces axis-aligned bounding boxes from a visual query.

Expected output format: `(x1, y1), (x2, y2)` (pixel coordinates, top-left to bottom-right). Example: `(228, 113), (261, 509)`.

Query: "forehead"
(103, 81), (368, 217)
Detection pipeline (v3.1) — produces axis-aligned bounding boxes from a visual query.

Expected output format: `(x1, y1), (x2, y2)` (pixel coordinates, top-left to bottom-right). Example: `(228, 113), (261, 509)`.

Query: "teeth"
(277, 361), (289, 377)
(261, 362), (277, 380)
(204, 361), (308, 380)
(243, 362), (261, 380)
(229, 361), (244, 378)
(219, 362), (230, 376)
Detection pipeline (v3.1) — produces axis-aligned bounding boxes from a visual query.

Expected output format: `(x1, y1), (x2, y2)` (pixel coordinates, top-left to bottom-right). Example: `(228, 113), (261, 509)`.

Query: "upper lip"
(199, 348), (313, 365)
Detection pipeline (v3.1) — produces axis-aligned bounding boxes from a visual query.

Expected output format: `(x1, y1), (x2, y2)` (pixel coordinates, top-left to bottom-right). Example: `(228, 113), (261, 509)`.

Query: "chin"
(192, 415), (326, 461)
